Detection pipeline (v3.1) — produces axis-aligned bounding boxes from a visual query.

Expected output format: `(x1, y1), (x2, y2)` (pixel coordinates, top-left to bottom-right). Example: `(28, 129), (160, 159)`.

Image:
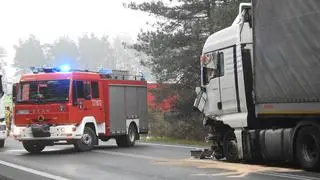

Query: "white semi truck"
(194, 0), (320, 171)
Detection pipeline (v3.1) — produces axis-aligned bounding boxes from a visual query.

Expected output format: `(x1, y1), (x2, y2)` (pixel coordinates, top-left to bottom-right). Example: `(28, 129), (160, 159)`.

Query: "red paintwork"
(147, 83), (175, 112)
(14, 71), (147, 136)
(14, 103), (70, 125)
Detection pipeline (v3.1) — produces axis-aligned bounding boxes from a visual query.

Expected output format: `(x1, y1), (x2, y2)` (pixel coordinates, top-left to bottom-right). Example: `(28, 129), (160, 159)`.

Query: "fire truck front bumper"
(13, 125), (82, 141)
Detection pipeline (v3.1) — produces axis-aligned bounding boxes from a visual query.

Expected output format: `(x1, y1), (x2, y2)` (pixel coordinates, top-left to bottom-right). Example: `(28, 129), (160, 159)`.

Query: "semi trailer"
(193, 0), (320, 171)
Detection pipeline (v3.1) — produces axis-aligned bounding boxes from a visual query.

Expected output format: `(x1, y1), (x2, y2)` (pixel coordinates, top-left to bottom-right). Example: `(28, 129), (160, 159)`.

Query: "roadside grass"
(139, 135), (208, 147)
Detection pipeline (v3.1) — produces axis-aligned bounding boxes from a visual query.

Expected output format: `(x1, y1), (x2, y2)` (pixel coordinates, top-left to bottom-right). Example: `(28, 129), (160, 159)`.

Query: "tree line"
(12, 34), (152, 78)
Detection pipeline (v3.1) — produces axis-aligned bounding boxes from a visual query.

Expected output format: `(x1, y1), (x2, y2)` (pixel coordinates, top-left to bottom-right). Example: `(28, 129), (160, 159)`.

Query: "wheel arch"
(126, 119), (139, 134)
(130, 122), (138, 131)
(78, 116), (99, 136)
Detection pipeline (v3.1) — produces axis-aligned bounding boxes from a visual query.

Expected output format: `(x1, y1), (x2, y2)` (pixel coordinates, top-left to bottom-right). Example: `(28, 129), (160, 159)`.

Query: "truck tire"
(213, 147), (224, 160)
(22, 141), (45, 154)
(214, 152), (224, 160)
(224, 135), (239, 162)
(74, 127), (96, 152)
(295, 126), (320, 171)
(0, 140), (4, 148)
(116, 123), (137, 147)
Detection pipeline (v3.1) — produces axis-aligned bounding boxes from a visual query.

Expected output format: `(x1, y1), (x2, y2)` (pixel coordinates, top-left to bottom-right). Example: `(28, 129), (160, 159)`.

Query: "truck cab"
(194, 3), (252, 127)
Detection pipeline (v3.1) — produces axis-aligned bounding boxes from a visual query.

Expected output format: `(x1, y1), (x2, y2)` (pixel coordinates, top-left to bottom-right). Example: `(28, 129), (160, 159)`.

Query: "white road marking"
(191, 171), (320, 180)
(138, 142), (202, 149)
(93, 150), (166, 161)
(0, 160), (71, 180)
(191, 172), (243, 177)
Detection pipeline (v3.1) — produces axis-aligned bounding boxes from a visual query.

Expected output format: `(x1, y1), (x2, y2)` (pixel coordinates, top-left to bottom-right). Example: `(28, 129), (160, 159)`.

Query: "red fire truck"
(12, 67), (148, 153)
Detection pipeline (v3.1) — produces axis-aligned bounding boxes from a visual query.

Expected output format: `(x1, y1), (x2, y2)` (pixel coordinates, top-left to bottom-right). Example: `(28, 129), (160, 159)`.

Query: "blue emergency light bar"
(30, 65), (77, 73)
(30, 66), (60, 73)
(60, 64), (71, 72)
(98, 68), (113, 75)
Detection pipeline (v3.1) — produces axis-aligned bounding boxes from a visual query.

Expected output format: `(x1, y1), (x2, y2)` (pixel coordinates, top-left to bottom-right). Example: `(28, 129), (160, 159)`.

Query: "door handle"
(217, 102), (222, 110)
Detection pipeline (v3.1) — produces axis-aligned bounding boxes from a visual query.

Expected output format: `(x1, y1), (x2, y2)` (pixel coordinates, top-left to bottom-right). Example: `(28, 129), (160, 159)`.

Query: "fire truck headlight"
(13, 127), (21, 136)
(65, 126), (76, 134)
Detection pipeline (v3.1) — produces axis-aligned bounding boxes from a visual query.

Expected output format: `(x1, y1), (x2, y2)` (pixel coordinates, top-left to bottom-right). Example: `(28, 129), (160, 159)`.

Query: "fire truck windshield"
(17, 79), (70, 103)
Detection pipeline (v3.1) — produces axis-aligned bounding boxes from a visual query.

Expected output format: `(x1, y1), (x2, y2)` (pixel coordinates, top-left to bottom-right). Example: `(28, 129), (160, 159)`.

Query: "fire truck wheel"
(0, 140), (4, 148)
(74, 127), (96, 152)
(22, 141), (45, 154)
(116, 124), (137, 147)
(295, 126), (320, 171)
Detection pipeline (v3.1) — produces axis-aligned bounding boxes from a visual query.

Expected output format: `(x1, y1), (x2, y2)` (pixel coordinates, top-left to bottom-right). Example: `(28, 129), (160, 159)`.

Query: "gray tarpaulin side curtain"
(253, 0), (320, 103)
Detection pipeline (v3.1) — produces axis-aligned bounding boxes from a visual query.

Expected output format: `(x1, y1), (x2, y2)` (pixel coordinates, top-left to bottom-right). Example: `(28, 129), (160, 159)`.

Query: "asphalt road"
(0, 137), (319, 180)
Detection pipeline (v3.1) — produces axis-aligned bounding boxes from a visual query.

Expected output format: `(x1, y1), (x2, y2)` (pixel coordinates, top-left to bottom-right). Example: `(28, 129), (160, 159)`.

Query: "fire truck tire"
(22, 141), (45, 154)
(295, 126), (320, 171)
(0, 140), (4, 148)
(74, 126), (96, 152)
(116, 124), (137, 147)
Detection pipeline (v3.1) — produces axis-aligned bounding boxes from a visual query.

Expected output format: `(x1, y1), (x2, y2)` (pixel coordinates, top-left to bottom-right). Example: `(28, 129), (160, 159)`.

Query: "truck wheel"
(296, 126), (320, 171)
(74, 127), (96, 152)
(116, 124), (137, 147)
(224, 137), (239, 162)
(214, 152), (224, 160)
(0, 140), (4, 148)
(22, 141), (45, 154)
(213, 147), (224, 160)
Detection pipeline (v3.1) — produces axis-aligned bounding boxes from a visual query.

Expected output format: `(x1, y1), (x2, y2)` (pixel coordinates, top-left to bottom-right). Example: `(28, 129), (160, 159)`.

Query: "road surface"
(0, 137), (319, 180)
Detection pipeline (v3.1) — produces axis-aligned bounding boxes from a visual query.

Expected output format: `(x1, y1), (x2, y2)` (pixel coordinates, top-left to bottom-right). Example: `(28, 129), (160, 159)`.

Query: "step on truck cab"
(13, 67), (148, 153)
(194, 0), (320, 171)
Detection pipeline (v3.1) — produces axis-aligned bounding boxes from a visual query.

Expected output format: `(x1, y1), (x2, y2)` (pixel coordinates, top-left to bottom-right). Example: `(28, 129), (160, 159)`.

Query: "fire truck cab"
(13, 67), (148, 153)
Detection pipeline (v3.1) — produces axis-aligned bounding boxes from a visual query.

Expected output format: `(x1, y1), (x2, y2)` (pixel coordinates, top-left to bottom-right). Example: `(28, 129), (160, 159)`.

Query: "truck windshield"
(17, 80), (70, 103)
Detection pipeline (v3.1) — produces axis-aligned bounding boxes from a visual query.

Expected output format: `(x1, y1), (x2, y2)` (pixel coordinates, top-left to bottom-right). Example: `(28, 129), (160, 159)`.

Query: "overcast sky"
(0, 0), (154, 64)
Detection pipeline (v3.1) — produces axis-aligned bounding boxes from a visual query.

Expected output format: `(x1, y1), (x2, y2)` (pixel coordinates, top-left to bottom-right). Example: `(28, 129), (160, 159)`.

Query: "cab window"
(201, 51), (224, 85)
(75, 81), (84, 98)
(91, 81), (99, 98)
(84, 82), (91, 99)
